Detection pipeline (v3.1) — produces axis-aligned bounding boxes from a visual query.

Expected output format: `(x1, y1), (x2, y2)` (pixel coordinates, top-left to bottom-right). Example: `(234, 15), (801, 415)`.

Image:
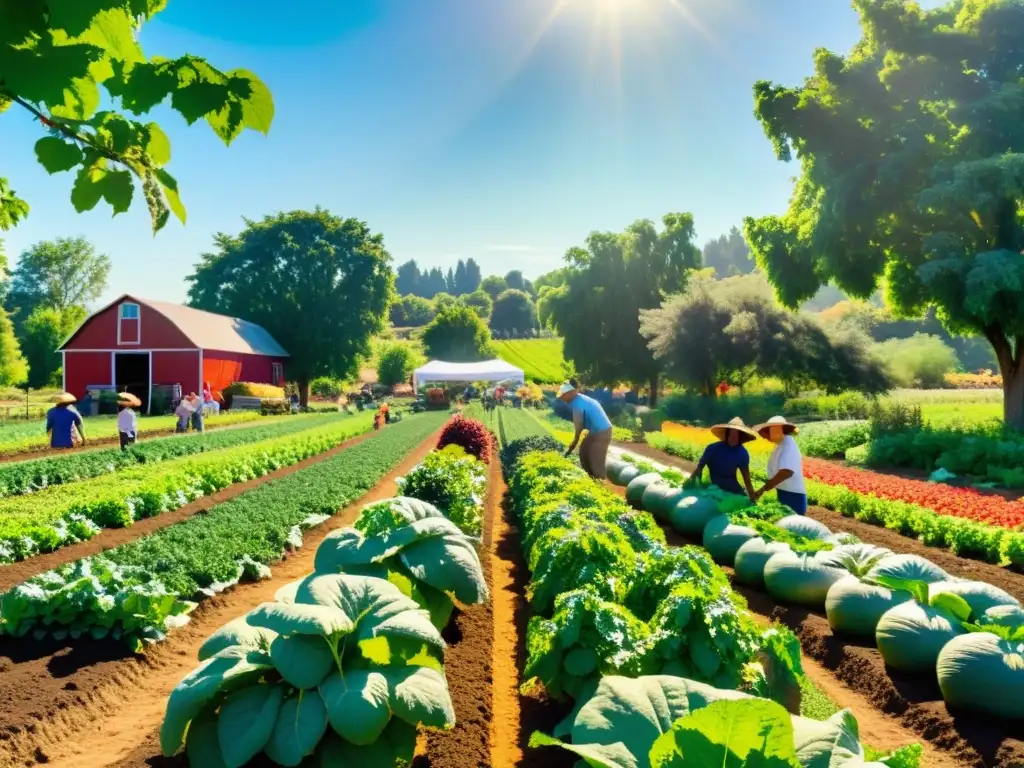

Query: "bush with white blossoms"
(397, 446), (486, 537)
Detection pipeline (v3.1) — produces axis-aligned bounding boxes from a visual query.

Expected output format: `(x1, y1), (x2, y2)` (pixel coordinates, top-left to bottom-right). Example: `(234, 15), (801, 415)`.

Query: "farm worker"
(373, 409), (383, 430)
(203, 382), (220, 415)
(382, 402), (391, 424)
(558, 381), (613, 479)
(685, 417), (757, 499)
(175, 395), (194, 433)
(188, 393), (204, 432)
(46, 392), (85, 449)
(117, 393), (140, 450)
(753, 415), (807, 515)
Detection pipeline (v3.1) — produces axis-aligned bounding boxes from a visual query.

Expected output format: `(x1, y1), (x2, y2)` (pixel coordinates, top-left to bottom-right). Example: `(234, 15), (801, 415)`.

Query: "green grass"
(799, 674), (841, 720)
(491, 338), (566, 384)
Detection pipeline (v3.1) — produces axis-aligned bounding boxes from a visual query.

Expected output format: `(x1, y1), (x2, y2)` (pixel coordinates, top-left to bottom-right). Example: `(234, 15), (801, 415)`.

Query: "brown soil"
(0, 430), (374, 593)
(0, 428), (444, 768)
(413, 454), (501, 768)
(622, 441), (1024, 603)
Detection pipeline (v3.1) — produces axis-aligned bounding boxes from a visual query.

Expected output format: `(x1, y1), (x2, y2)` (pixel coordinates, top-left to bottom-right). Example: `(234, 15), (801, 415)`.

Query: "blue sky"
(0, 0), (918, 305)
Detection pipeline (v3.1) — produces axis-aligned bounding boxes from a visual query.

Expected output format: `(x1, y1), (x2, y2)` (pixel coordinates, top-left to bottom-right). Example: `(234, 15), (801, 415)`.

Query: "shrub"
(398, 446), (486, 536)
(437, 414), (493, 462)
(500, 435), (563, 473)
(223, 382), (285, 400)
(376, 341), (421, 387)
(875, 333), (959, 389)
(310, 376), (342, 398)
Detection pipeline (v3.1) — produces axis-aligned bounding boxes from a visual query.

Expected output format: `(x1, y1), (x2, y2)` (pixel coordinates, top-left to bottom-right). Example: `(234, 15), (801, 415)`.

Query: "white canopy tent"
(413, 359), (525, 390)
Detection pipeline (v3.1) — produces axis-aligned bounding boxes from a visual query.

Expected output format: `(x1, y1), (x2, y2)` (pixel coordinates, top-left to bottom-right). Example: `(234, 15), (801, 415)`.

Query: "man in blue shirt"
(558, 381), (614, 479)
(46, 392), (86, 449)
(685, 417), (756, 499)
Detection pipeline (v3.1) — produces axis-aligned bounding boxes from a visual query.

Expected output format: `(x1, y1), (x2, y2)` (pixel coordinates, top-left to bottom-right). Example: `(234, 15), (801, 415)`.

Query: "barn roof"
(60, 295), (289, 357)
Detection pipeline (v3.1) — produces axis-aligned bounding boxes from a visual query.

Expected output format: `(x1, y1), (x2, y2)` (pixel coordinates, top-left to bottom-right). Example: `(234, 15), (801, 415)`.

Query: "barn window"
(118, 302), (140, 344)
(272, 362), (284, 386)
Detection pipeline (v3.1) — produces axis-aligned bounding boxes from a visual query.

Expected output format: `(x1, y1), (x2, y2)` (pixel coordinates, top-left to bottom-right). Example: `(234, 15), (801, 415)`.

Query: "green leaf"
(648, 699), (798, 768)
(160, 650), (273, 757)
(145, 122), (171, 165)
(319, 669), (392, 746)
(400, 528), (488, 604)
(154, 168), (186, 223)
(930, 592), (973, 623)
(216, 683), (284, 768)
(311, 721), (417, 766)
(75, 8), (144, 64)
(564, 647), (599, 678)
(230, 69), (274, 134)
(197, 617), (277, 661)
(46, 0), (125, 38)
(791, 709), (864, 767)
(246, 601), (353, 637)
(34, 137), (84, 174)
(105, 58), (178, 113)
(529, 731), (634, 768)
(264, 691), (329, 767)
(269, 634), (335, 690)
(184, 709), (228, 768)
(70, 160), (106, 212)
(873, 576), (929, 605)
(386, 665), (456, 729)
(98, 168), (134, 214)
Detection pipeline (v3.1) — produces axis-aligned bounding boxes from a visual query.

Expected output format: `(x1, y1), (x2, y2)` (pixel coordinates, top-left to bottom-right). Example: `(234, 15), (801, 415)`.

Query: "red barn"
(59, 295), (288, 412)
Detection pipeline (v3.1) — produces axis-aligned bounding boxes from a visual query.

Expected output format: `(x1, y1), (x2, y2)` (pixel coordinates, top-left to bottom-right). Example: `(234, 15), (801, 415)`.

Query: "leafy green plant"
(161, 573), (454, 765)
(397, 446), (486, 536)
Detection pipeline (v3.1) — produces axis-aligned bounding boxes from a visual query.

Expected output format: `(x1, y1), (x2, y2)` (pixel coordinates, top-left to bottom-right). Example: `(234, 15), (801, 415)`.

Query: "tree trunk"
(1002, 359), (1024, 431)
(649, 374), (660, 407)
(298, 376), (310, 408)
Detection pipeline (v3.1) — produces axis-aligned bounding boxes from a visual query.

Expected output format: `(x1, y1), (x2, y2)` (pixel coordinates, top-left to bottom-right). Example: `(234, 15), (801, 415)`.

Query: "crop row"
(0, 411), (447, 649)
(0, 412), (378, 564)
(609, 461), (1024, 722)
(157, 439), (492, 767)
(0, 409), (263, 455)
(647, 430), (1024, 567)
(0, 412), (345, 499)
(501, 444), (919, 766)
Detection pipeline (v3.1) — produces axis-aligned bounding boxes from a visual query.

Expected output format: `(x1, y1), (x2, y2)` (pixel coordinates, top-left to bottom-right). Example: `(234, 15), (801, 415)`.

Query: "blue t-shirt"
(570, 394), (612, 433)
(46, 406), (83, 448)
(699, 441), (750, 495)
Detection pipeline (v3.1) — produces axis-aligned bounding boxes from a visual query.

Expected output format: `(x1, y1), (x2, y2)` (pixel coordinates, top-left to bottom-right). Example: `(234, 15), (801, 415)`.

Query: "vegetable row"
(0, 411), (345, 499)
(0, 412), (448, 650)
(0, 412), (377, 565)
(607, 458), (1024, 722)
(160, 431), (494, 765)
(502, 442), (917, 767)
(647, 431), (1024, 567)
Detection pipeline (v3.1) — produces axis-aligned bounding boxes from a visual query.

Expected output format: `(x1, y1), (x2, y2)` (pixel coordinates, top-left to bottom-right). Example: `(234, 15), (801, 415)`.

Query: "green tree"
(702, 226), (755, 277)
(390, 294), (434, 327)
(6, 237), (110, 328)
(0, 1), (273, 232)
(187, 208), (393, 405)
(479, 274), (507, 299)
(432, 292), (458, 313)
(376, 341), (422, 387)
(0, 307), (27, 386)
(459, 258), (482, 294)
(875, 333), (959, 389)
(21, 304), (85, 388)
(421, 303), (492, 362)
(544, 213), (703, 404)
(395, 260), (421, 296)
(462, 289), (493, 320)
(639, 273), (890, 396)
(490, 289), (537, 335)
(744, 0), (1024, 427)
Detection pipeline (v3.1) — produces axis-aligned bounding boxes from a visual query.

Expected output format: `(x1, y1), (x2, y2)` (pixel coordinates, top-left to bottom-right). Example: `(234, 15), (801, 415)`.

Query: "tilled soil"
(0, 430), (375, 593)
(0, 428), (443, 768)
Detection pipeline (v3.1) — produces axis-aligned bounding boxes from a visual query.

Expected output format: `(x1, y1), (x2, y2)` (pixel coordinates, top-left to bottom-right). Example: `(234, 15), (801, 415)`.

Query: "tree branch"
(2, 91), (126, 167)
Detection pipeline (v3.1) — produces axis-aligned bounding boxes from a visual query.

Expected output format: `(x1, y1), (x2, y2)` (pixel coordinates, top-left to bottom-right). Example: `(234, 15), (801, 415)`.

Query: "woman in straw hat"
(557, 381), (613, 479)
(46, 392), (86, 450)
(685, 416), (757, 499)
(117, 392), (140, 450)
(753, 415), (807, 515)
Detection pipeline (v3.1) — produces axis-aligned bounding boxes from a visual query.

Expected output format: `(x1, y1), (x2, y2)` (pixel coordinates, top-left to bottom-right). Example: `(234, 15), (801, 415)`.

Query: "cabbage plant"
(161, 573), (455, 766)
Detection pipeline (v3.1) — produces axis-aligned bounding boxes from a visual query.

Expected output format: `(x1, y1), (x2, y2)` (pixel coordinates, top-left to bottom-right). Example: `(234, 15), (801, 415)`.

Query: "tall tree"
(453, 261), (468, 295)
(7, 237), (110, 329)
(702, 226), (755, 277)
(543, 213), (703, 404)
(21, 305), (86, 388)
(395, 260), (421, 296)
(462, 258), (482, 294)
(0, 2), (272, 232)
(187, 208), (392, 404)
(744, 0), (1024, 427)
(0, 307), (27, 386)
(421, 303), (492, 362)
(505, 270), (526, 292)
(479, 274), (507, 299)
(422, 267), (448, 299)
(390, 294), (434, 327)
(490, 289), (537, 335)
(446, 266), (456, 294)
(462, 290), (493, 320)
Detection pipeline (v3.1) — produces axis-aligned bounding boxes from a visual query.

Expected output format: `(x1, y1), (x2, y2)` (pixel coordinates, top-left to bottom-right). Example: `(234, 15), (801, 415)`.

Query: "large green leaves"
(216, 684), (285, 768)
(264, 692), (329, 767)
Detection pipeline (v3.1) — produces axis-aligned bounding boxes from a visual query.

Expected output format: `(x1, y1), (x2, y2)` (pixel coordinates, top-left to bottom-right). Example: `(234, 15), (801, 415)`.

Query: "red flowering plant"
(437, 415), (493, 463)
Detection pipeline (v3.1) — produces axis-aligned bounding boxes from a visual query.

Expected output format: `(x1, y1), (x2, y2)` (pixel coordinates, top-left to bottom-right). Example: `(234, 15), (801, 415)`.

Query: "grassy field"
(880, 388), (1002, 427)
(491, 338), (566, 383)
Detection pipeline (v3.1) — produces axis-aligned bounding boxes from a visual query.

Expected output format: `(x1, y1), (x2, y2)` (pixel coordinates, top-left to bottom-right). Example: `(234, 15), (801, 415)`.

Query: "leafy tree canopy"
(390, 294), (435, 327)
(543, 212), (702, 401)
(0, 0), (273, 232)
(462, 289), (492, 320)
(479, 274), (507, 299)
(6, 236), (110, 328)
(639, 273), (890, 396)
(744, 0), (1024, 424)
(0, 306), (27, 386)
(702, 226), (755, 277)
(186, 208), (393, 402)
(490, 289), (537, 334)
(21, 304), (85, 388)
(376, 340), (422, 387)
(421, 303), (492, 362)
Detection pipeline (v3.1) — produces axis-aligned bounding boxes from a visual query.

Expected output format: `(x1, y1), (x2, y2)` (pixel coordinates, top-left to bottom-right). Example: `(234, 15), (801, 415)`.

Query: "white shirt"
(117, 409), (137, 433)
(767, 434), (805, 494)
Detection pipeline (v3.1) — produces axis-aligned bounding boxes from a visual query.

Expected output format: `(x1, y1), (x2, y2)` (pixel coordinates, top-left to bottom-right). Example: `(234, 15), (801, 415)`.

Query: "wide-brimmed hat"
(54, 392), (76, 405)
(118, 392), (141, 407)
(557, 382), (576, 396)
(709, 417), (758, 444)
(755, 415), (799, 438)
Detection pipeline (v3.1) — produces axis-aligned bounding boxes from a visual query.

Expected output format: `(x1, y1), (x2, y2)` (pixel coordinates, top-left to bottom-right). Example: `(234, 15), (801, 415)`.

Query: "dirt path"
(620, 441), (1024, 603)
(0, 429), (442, 768)
(0, 429), (374, 592)
(414, 453), (501, 768)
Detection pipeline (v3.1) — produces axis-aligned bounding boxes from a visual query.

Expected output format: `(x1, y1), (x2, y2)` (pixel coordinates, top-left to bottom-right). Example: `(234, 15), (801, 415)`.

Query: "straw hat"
(118, 392), (142, 407)
(54, 392), (76, 405)
(755, 415), (799, 438)
(709, 417), (758, 444)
